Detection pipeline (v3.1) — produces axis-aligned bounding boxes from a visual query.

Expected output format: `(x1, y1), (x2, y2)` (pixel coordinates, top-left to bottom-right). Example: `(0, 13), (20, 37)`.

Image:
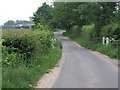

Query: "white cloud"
(0, 0), (53, 25)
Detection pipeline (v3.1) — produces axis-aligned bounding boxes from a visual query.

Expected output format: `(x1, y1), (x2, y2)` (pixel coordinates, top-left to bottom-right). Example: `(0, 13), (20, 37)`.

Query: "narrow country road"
(52, 31), (118, 88)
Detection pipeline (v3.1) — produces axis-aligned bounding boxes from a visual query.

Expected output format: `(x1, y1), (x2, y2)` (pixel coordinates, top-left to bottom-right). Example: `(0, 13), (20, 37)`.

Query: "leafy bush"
(2, 41), (62, 88)
(72, 25), (79, 33)
(2, 30), (55, 67)
(101, 23), (120, 39)
(64, 30), (118, 59)
(81, 24), (95, 40)
(33, 23), (51, 31)
(2, 29), (62, 88)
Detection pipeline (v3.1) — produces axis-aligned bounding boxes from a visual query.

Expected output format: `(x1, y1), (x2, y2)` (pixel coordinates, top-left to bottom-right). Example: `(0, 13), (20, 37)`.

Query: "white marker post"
(106, 37), (109, 45)
(102, 37), (105, 45)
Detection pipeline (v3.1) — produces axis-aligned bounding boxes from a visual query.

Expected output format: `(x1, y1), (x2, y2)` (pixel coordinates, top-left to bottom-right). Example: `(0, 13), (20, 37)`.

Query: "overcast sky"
(0, 0), (53, 25)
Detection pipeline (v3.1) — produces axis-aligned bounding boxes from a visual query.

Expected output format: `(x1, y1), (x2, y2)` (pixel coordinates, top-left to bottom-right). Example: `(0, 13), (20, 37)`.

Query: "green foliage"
(2, 42), (62, 88)
(2, 30), (56, 67)
(53, 2), (80, 30)
(32, 2), (54, 29)
(2, 20), (14, 29)
(81, 24), (95, 40)
(2, 29), (62, 88)
(101, 23), (120, 39)
(2, 20), (33, 29)
(77, 3), (100, 24)
(53, 2), (119, 41)
(72, 25), (79, 32)
(64, 21), (119, 59)
(64, 31), (118, 59)
(33, 23), (51, 31)
(96, 45), (118, 58)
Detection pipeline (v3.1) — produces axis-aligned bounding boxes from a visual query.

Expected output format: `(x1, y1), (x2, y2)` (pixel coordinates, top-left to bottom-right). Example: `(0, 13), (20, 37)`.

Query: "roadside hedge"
(2, 29), (62, 88)
(2, 30), (55, 67)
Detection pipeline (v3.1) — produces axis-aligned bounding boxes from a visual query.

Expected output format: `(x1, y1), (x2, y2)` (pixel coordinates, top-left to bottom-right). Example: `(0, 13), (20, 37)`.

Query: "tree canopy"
(32, 2), (54, 29)
(32, 2), (119, 39)
(53, 2), (119, 40)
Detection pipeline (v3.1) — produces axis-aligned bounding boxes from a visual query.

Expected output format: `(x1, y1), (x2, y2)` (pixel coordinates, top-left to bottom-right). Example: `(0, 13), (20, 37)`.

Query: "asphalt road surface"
(52, 31), (118, 88)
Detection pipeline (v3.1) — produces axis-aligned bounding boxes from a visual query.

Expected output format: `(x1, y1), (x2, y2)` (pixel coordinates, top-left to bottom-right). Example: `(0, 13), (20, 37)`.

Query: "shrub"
(32, 23), (51, 31)
(64, 28), (118, 59)
(2, 30), (55, 67)
(72, 25), (79, 33)
(81, 24), (95, 40)
(101, 23), (120, 40)
(2, 29), (62, 88)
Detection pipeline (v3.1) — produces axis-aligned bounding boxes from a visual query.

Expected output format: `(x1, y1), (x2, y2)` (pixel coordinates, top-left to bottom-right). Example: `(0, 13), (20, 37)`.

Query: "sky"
(0, 0), (53, 25)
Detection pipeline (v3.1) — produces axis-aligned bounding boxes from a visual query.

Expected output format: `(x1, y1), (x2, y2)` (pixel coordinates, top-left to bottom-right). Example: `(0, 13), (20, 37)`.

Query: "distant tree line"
(2, 20), (33, 29)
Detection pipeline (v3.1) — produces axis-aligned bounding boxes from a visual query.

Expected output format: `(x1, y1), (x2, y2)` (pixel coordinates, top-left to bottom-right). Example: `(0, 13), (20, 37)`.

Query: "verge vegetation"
(2, 29), (62, 88)
(63, 23), (119, 59)
(53, 2), (119, 60)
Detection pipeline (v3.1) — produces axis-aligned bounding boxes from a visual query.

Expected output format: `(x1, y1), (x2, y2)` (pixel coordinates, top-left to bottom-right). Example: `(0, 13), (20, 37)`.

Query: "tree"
(53, 2), (81, 31)
(32, 2), (54, 29)
(53, 2), (118, 41)
(94, 2), (118, 41)
(2, 20), (14, 29)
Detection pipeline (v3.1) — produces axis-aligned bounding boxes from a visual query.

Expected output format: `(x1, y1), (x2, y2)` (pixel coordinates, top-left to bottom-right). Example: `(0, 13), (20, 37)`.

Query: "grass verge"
(2, 41), (62, 88)
(63, 32), (118, 59)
